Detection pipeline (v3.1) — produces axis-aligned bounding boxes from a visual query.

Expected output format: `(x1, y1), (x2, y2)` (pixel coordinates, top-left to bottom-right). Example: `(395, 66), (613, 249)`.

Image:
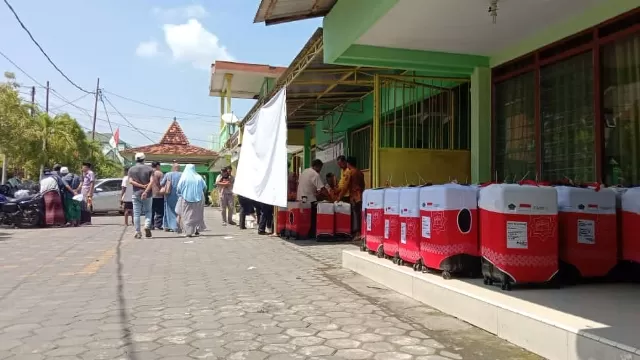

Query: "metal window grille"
(540, 51), (596, 182)
(378, 76), (470, 150)
(602, 33), (640, 186)
(494, 72), (537, 182)
(349, 125), (371, 170)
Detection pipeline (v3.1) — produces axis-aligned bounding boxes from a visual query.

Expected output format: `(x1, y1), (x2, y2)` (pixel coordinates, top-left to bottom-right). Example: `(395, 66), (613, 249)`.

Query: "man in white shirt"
(296, 159), (328, 237)
(297, 159), (325, 202)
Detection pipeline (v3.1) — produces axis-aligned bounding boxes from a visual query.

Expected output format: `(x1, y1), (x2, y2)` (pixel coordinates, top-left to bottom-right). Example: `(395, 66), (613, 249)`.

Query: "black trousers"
(258, 203), (273, 232)
(152, 197), (164, 229)
(352, 201), (362, 236)
(238, 196), (255, 229)
(309, 202), (318, 239)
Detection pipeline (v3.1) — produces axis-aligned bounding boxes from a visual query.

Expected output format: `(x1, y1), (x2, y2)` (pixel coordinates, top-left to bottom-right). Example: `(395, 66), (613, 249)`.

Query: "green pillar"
(470, 67), (492, 183)
(207, 171), (215, 191)
(303, 125), (312, 168)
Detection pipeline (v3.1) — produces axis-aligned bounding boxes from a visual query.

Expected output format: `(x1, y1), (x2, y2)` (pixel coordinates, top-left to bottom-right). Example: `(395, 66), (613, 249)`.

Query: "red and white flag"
(108, 128), (119, 149)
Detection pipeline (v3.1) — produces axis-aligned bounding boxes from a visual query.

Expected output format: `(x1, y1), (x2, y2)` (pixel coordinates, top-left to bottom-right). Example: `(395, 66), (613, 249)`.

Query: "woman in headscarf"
(40, 173), (66, 227)
(161, 162), (182, 232)
(176, 164), (207, 237)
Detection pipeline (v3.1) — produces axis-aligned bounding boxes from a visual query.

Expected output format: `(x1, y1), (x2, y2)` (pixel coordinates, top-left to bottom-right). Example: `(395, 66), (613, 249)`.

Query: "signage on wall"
(316, 142), (344, 163)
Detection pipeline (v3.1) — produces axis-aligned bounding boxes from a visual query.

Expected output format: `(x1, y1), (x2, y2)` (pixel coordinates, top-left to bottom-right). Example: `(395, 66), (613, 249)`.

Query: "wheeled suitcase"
(383, 188), (401, 260)
(397, 187), (421, 267)
(287, 200), (311, 239)
(334, 202), (351, 238)
(419, 184), (479, 278)
(363, 188), (385, 256)
(620, 187), (640, 281)
(316, 201), (335, 239)
(556, 185), (617, 280)
(277, 205), (289, 238)
(479, 183), (559, 290)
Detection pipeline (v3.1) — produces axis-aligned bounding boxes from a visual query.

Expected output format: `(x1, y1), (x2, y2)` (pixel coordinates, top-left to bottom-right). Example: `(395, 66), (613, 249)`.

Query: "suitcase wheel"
(500, 282), (512, 291)
(442, 271), (452, 280)
(376, 245), (384, 258)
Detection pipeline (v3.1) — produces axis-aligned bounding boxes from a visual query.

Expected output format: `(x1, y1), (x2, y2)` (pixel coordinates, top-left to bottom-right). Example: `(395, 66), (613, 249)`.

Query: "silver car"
(92, 178), (124, 213)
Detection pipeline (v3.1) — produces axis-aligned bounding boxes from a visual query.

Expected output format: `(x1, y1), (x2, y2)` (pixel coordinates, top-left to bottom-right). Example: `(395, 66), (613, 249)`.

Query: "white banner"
(233, 89), (288, 207)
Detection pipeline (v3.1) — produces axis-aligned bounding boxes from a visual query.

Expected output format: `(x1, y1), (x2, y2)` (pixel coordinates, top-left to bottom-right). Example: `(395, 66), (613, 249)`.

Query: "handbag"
(159, 179), (171, 195)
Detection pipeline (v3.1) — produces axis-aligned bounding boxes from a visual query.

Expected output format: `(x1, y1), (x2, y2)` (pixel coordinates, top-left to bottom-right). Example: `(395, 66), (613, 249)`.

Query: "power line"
(1, 49), (216, 146)
(2, 0), (94, 94)
(98, 91), (114, 135)
(103, 90), (220, 118)
(49, 92), (91, 111)
(102, 94), (156, 143)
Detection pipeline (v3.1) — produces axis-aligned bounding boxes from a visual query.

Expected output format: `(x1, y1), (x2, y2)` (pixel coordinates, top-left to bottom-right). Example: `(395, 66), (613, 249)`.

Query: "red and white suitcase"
(621, 187), (640, 264)
(334, 202), (351, 238)
(398, 187), (421, 266)
(287, 201), (311, 240)
(277, 205), (289, 238)
(316, 202), (335, 239)
(360, 190), (369, 243)
(419, 184), (479, 278)
(479, 183), (559, 290)
(364, 189), (385, 255)
(383, 188), (401, 260)
(556, 186), (617, 279)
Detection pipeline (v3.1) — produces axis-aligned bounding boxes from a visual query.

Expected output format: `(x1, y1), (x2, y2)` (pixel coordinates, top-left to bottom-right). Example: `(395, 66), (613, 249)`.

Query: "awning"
(254, 0), (337, 25)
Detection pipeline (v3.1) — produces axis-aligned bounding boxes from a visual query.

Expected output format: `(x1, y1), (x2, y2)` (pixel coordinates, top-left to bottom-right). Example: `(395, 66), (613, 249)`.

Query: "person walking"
(297, 159), (328, 237)
(161, 162), (182, 232)
(60, 167), (81, 227)
(120, 167), (133, 226)
(216, 166), (235, 226)
(77, 162), (95, 225)
(128, 153), (155, 239)
(177, 164), (208, 237)
(151, 162), (165, 230)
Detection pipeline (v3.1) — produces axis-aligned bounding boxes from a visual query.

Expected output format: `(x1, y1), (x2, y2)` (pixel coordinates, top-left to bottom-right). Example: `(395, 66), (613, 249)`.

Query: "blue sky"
(0, 0), (321, 147)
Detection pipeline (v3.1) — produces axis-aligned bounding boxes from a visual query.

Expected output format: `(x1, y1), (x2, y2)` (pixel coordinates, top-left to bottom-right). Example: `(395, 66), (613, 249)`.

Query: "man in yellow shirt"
(336, 155), (350, 202)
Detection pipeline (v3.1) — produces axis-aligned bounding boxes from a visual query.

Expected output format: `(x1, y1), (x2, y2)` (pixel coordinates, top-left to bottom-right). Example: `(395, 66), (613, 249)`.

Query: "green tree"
(1, 72), (123, 180)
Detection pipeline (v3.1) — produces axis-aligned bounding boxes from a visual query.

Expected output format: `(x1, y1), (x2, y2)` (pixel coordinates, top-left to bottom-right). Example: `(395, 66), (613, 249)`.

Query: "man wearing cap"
(128, 153), (156, 238)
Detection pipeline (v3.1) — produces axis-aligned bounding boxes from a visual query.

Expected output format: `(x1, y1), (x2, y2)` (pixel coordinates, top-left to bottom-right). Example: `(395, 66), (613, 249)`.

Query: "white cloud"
(163, 19), (233, 70)
(135, 40), (160, 57)
(152, 5), (209, 21)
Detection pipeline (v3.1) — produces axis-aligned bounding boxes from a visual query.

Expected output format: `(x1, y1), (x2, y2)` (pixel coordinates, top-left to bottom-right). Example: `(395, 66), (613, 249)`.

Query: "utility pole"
(91, 78), (100, 140)
(45, 81), (50, 114)
(30, 86), (35, 117)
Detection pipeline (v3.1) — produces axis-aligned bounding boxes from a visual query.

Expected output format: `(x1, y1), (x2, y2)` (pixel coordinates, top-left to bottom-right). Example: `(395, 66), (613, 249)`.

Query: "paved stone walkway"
(0, 209), (540, 360)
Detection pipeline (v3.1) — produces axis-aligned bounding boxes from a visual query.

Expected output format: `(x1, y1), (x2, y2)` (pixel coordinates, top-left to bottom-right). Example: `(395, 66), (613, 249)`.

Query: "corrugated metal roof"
(254, 0), (336, 25)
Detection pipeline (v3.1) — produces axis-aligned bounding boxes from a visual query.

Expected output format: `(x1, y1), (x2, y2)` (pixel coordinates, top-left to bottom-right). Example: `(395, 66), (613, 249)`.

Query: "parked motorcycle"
(0, 193), (44, 228)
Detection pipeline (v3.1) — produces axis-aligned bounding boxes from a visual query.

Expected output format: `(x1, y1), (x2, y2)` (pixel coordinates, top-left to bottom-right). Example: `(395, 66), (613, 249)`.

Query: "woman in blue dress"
(161, 162), (182, 232)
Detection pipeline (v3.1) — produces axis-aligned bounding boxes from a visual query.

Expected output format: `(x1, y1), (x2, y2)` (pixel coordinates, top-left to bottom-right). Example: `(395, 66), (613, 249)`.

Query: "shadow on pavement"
(283, 238), (359, 248)
(115, 226), (138, 360)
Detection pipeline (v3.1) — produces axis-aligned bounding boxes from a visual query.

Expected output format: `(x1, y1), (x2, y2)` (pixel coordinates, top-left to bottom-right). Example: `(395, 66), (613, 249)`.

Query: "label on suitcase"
(577, 219), (595, 244)
(366, 213), (372, 231)
(384, 219), (389, 239)
(421, 216), (431, 238)
(506, 221), (528, 249)
(400, 222), (407, 244)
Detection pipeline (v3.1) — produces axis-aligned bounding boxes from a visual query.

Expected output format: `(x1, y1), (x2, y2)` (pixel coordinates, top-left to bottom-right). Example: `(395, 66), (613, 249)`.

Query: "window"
(349, 126), (371, 170)
(602, 33), (640, 186)
(494, 72), (537, 182)
(540, 52), (596, 182)
(98, 180), (122, 192)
